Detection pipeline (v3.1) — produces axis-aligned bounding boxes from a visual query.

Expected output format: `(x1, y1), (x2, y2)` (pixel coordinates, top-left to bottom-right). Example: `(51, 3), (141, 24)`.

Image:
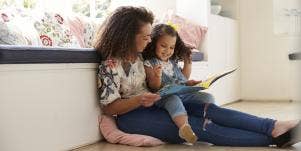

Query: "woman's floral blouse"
(97, 56), (149, 106)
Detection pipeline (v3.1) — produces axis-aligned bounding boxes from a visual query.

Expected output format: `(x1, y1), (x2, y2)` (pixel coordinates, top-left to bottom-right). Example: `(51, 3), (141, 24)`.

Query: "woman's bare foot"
(272, 120), (300, 138)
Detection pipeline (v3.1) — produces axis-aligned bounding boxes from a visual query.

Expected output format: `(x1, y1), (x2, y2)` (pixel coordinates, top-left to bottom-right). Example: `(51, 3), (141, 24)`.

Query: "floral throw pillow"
(34, 12), (80, 47)
(0, 11), (27, 45)
(67, 15), (97, 48)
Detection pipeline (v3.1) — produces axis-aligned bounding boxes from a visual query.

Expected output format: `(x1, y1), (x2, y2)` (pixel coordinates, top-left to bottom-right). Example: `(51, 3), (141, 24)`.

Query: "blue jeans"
(117, 94), (276, 146)
(178, 91), (215, 104)
(155, 92), (215, 118)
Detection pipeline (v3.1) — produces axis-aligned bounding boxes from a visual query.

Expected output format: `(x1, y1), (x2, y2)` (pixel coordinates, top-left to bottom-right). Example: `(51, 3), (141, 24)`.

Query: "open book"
(158, 68), (237, 97)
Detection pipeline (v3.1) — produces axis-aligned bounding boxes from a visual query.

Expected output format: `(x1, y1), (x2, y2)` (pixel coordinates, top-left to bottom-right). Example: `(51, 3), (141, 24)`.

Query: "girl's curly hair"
(94, 6), (154, 60)
(142, 24), (192, 62)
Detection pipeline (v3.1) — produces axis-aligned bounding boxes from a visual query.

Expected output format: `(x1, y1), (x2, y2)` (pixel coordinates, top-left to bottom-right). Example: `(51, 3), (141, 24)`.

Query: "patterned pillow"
(0, 11), (27, 45)
(34, 12), (80, 47)
(0, 8), (43, 46)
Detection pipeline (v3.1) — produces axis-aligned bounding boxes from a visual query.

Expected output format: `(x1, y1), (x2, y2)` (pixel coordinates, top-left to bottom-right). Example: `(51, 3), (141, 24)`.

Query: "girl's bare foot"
(272, 120), (300, 138)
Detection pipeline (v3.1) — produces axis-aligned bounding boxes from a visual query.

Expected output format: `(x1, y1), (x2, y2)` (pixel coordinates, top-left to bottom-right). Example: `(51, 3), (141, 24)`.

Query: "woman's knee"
(117, 107), (183, 143)
(195, 92), (215, 104)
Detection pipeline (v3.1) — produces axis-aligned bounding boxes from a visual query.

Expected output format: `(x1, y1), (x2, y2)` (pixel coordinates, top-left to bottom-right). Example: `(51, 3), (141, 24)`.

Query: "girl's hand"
(184, 53), (192, 64)
(153, 65), (162, 77)
(186, 79), (202, 86)
(137, 92), (161, 107)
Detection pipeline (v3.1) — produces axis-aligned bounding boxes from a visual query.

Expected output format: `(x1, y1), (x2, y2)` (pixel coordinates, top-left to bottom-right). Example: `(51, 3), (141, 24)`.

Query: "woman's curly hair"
(94, 6), (154, 61)
(142, 24), (192, 62)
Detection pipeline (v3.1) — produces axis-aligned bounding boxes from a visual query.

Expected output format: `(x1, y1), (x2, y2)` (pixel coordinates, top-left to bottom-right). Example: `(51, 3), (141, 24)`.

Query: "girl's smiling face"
(155, 35), (176, 62)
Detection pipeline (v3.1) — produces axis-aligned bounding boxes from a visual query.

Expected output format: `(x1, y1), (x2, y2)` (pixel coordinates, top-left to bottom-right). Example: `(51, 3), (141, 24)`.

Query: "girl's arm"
(102, 93), (160, 115)
(182, 55), (192, 79)
(144, 65), (162, 91)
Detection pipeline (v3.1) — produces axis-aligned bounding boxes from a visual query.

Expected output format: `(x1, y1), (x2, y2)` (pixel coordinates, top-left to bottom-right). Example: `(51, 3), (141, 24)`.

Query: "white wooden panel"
(0, 64), (101, 151)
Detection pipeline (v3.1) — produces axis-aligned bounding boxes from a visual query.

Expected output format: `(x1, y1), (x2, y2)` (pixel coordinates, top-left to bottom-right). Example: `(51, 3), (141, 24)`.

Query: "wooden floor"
(73, 101), (301, 151)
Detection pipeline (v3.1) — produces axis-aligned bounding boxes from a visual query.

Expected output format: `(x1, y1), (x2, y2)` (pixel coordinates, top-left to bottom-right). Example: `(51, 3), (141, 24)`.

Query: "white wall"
(176, 0), (209, 26)
(145, 0), (176, 18)
(239, 0), (301, 101)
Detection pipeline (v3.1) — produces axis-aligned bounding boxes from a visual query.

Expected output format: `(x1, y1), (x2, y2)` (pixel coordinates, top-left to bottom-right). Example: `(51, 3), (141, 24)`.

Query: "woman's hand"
(186, 79), (202, 86)
(137, 92), (161, 107)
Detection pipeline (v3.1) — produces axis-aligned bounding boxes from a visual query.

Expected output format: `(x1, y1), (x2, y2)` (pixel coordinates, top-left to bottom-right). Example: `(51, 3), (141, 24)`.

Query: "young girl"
(143, 24), (211, 144)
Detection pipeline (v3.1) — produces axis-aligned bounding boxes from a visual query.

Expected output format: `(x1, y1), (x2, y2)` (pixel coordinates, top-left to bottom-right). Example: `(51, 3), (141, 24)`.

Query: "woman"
(95, 6), (300, 147)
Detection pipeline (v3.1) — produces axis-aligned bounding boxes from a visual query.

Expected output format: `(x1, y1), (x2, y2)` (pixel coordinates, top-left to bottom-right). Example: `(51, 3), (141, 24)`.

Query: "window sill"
(0, 45), (205, 64)
(0, 45), (100, 64)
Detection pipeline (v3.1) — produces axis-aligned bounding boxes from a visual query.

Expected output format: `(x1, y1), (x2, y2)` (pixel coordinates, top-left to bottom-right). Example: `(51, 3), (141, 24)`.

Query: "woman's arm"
(102, 97), (140, 115)
(182, 56), (192, 79)
(144, 65), (162, 91)
(103, 93), (160, 115)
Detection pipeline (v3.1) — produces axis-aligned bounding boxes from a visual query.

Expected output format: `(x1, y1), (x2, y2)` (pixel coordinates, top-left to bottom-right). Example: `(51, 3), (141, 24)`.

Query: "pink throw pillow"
(98, 115), (165, 147)
(67, 15), (97, 48)
(67, 16), (85, 47)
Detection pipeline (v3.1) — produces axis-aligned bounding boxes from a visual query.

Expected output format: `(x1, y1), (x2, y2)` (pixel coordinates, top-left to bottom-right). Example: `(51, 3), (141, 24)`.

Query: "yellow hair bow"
(167, 21), (179, 31)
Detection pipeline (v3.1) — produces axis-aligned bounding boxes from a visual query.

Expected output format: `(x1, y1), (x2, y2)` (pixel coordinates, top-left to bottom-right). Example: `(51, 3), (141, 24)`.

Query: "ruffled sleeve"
(144, 58), (160, 68)
(143, 59), (153, 68)
(97, 59), (121, 106)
